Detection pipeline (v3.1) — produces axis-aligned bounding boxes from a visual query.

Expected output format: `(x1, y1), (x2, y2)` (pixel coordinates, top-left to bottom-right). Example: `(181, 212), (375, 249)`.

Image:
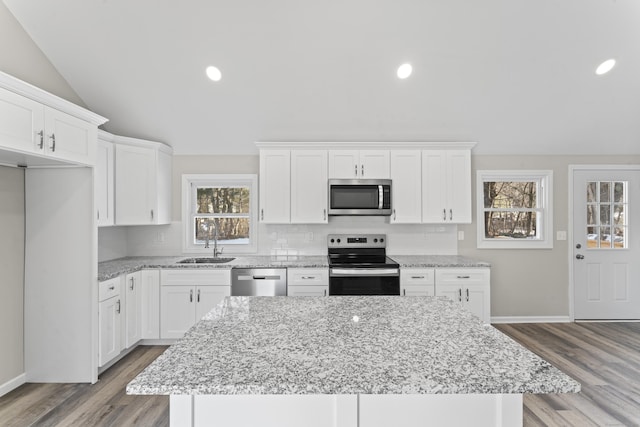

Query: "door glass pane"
(586, 181), (627, 249)
(600, 182), (610, 202)
(587, 182), (597, 203)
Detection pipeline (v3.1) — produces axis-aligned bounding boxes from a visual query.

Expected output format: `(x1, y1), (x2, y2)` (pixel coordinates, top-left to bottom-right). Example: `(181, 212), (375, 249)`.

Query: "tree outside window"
(182, 174), (257, 253)
(477, 171), (553, 249)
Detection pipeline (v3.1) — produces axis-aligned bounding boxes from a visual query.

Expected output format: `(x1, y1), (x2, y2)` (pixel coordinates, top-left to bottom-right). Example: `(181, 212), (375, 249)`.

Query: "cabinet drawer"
(99, 277), (121, 302)
(435, 268), (489, 285)
(287, 268), (328, 286)
(161, 269), (231, 286)
(400, 268), (435, 285)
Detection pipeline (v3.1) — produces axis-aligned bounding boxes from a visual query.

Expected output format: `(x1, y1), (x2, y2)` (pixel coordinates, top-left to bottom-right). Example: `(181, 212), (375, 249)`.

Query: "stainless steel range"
(327, 234), (400, 295)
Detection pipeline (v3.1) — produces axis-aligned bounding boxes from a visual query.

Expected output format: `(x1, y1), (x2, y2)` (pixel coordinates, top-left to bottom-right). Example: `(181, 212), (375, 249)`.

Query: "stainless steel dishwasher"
(231, 268), (287, 296)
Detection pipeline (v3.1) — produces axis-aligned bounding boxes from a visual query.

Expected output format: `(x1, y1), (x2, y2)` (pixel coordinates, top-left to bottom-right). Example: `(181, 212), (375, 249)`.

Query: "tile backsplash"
(99, 217), (458, 261)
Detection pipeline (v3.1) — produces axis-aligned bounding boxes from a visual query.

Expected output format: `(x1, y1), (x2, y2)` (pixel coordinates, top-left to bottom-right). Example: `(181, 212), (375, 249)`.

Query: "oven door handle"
(330, 268), (399, 277)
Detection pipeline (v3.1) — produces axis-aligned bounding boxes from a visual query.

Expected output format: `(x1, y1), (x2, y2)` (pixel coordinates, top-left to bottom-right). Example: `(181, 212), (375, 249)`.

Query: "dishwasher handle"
(236, 274), (283, 281)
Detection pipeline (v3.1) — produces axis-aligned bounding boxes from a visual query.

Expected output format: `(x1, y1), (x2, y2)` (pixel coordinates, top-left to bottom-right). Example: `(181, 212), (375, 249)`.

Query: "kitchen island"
(127, 296), (579, 427)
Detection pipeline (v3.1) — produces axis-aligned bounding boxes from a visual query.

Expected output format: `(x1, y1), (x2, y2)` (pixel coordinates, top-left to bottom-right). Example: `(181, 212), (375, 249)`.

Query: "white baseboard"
(491, 316), (572, 324)
(0, 373), (26, 397)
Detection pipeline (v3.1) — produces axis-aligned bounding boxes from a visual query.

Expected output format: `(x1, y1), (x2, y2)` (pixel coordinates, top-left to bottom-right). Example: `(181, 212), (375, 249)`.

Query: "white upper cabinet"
(328, 149), (389, 178)
(115, 138), (172, 225)
(259, 149), (290, 223)
(0, 73), (106, 167)
(390, 150), (422, 223)
(291, 150), (328, 223)
(96, 135), (114, 226)
(421, 150), (472, 223)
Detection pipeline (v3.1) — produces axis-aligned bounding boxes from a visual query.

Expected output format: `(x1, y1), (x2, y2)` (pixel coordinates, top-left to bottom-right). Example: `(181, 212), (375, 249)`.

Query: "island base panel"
(170, 394), (522, 427)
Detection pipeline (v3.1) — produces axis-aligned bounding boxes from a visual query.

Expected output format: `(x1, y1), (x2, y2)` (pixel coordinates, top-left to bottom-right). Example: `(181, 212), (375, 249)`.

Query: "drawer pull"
(411, 276), (425, 279)
(457, 275), (471, 279)
(108, 285), (115, 291)
(301, 276), (316, 280)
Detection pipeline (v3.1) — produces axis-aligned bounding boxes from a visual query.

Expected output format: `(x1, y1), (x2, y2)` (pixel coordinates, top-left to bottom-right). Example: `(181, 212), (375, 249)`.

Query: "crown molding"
(255, 141), (477, 150)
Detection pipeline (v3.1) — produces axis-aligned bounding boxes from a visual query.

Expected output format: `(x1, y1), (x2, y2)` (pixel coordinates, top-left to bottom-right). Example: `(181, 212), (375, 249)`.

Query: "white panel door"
(96, 139), (114, 226)
(44, 107), (96, 165)
(573, 168), (640, 319)
(124, 271), (142, 348)
(328, 150), (359, 178)
(446, 150), (472, 223)
(0, 86), (44, 154)
(98, 296), (121, 367)
(259, 149), (290, 223)
(115, 143), (156, 224)
(359, 150), (390, 178)
(390, 150), (422, 223)
(291, 150), (328, 223)
(161, 285), (196, 339)
(195, 286), (230, 320)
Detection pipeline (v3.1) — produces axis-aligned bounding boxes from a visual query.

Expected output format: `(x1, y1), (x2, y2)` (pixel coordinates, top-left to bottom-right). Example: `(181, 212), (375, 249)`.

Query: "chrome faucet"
(204, 221), (223, 258)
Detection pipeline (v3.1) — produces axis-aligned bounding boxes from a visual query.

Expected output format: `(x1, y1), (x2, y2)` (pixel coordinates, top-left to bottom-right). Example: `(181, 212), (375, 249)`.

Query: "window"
(586, 181), (627, 249)
(182, 174), (258, 253)
(476, 170), (553, 249)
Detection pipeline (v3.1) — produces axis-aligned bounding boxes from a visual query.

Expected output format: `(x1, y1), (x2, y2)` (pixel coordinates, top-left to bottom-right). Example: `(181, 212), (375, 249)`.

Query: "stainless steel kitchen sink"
(177, 257), (235, 264)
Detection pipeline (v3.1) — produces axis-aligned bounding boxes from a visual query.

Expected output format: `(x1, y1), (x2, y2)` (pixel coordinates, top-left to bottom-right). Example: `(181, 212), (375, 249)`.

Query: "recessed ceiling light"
(595, 59), (616, 75)
(397, 63), (413, 79)
(206, 66), (222, 82)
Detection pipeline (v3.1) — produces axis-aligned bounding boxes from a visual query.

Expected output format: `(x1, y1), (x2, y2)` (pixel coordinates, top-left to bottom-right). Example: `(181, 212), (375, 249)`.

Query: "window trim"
(476, 170), (554, 249)
(182, 174), (258, 254)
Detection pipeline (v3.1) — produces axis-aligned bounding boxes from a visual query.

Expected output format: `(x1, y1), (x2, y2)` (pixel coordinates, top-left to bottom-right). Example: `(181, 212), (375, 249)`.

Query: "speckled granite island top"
(127, 296), (579, 396)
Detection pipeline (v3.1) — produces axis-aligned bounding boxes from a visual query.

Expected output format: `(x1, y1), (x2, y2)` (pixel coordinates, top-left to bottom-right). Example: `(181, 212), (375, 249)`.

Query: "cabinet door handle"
(466, 288), (470, 302)
(457, 275), (471, 279)
(49, 133), (56, 152)
(449, 209), (453, 221)
(323, 209), (326, 220)
(261, 209), (264, 220)
(197, 289), (201, 303)
(393, 209), (396, 220)
(129, 277), (134, 290)
(361, 164), (364, 176)
(443, 209), (446, 221)
(323, 289), (327, 296)
(150, 209), (154, 220)
(458, 288), (462, 302)
(97, 210), (100, 220)
(354, 164), (358, 176)
(37, 130), (44, 149)
(190, 289), (193, 303)
(403, 289), (406, 296)
(116, 299), (121, 314)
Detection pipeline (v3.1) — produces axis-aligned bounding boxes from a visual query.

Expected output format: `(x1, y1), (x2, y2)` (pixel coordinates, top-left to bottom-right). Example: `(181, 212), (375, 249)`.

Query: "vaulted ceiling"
(4, 0), (640, 155)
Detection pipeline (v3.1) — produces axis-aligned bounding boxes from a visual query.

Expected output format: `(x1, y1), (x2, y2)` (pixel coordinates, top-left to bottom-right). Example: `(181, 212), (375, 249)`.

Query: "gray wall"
(0, 2), (85, 106)
(0, 166), (24, 387)
(459, 155), (640, 318)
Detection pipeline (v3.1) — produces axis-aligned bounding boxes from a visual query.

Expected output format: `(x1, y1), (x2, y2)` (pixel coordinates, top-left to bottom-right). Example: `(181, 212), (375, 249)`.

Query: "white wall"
(0, 166), (24, 390)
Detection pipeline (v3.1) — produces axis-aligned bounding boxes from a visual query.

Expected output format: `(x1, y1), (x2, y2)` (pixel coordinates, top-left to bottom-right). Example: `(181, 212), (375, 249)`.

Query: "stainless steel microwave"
(328, 179), (392, 216)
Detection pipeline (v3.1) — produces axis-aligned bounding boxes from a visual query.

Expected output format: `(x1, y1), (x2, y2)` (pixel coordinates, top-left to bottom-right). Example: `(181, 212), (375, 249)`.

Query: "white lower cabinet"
(287, 268), (329, 296)
(435, 268), (491, 323)
(160, 269), (231, 339)
(124, 271), (142, 348)
(98, 277), (123, 367)
(400, 268), (435, 296)
(141, 269), (161, 339)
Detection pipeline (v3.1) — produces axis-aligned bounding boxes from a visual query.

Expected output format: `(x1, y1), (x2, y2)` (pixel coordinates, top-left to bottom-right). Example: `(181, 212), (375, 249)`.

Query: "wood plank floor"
(2, 323), (640, 426)
(496, 322), (640, 427)
(0, 346), (169, 427)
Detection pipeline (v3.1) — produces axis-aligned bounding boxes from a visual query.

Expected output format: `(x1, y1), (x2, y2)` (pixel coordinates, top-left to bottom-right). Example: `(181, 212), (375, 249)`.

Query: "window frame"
(476, 170), (553, 249)
(182, 174), (258, 254)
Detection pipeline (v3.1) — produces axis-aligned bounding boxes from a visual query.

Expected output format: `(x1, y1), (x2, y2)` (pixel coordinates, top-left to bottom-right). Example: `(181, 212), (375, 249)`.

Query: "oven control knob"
(373, 238), (378, 243)
(337, 239), (341, 243)
(330, 238), (335, 243)
(380, 238), (384, 243)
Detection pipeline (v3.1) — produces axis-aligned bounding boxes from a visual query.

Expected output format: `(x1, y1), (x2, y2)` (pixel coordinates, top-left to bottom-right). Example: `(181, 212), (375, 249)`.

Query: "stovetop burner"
(327, 234), (398, 268)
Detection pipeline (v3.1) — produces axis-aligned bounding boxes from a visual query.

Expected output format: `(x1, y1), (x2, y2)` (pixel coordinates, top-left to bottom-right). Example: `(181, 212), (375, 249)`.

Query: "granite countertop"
(98, 255), (329, 281)
(98, 255), (489, 282)
(127, 296), (580, 396)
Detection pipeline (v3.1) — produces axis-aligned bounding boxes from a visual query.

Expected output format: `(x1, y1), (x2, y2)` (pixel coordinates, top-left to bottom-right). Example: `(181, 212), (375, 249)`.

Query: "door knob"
(576, 254), (585, 260)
